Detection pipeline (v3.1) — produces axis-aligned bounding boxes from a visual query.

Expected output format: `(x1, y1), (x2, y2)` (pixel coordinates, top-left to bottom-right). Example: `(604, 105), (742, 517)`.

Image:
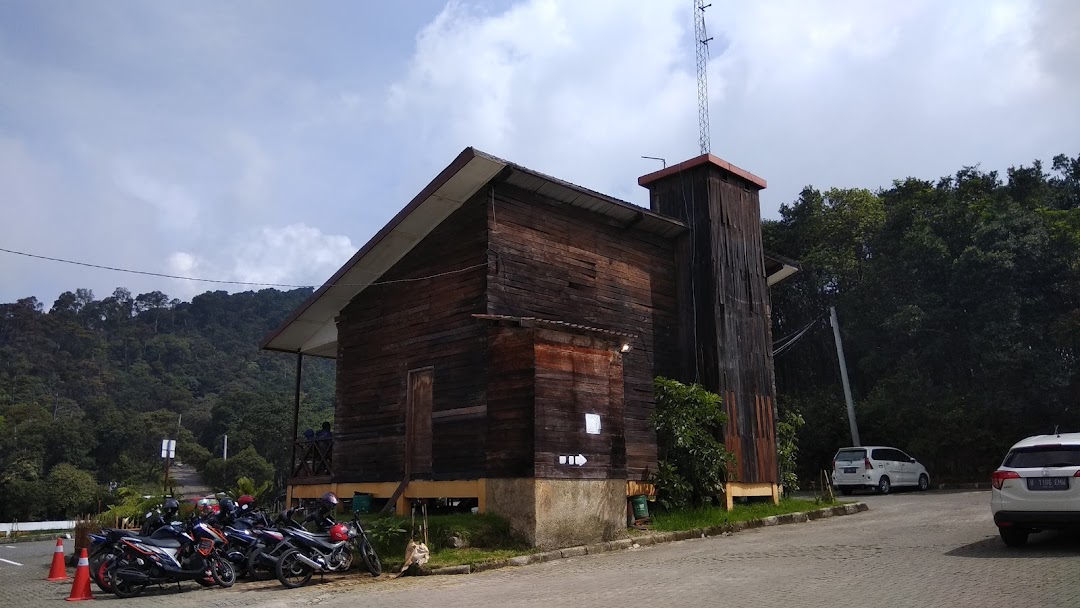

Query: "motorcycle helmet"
(218, 497), (236, 514)
(197, 497), (213, 513)
(318, 491), (339, 512)
(237, 494), (255, 508)
(162, 497), (180, 516)
(328, 522), (350, 542)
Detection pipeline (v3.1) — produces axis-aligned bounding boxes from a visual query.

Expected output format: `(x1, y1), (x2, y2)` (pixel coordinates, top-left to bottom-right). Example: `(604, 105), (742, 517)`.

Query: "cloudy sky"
(1, 0), (1077, 305)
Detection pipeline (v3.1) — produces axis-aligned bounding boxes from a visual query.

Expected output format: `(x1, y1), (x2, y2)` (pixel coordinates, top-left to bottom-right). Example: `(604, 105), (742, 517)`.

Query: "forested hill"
(765, 154), (1080, 483)
(0, 287), (335, 520)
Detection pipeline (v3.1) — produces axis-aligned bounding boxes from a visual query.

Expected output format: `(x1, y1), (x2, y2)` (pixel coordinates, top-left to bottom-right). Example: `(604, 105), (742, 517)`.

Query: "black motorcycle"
(215, 507), (273, 578)
(274, 510), (382, 588)
(243, 507), (307, 581)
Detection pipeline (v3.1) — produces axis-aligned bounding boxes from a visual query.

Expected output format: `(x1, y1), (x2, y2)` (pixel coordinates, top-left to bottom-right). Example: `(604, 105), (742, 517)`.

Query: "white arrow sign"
(558, 454), (588, 466)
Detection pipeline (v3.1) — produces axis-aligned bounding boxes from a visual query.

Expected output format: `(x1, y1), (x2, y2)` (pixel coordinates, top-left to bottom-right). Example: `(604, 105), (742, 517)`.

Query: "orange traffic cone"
(65, 548), (94, 601)
(47, 537), (70, 581)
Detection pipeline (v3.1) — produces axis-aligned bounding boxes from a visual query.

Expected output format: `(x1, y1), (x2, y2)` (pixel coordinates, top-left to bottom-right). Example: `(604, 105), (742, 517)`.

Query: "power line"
(772, 317), (822, 357)
(0, 246), (487, 289)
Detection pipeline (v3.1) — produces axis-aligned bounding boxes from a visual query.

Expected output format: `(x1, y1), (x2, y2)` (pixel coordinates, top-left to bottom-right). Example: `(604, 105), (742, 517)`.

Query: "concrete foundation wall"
(485, 478), (626, 549)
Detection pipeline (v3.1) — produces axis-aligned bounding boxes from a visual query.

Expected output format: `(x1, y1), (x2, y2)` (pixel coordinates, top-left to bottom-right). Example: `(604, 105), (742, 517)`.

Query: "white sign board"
(160, 439), (176, 459)
(584, 413), (601, 435)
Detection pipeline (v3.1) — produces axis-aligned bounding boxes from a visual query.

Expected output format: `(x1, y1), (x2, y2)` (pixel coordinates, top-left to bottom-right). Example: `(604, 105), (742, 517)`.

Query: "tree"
(45, 464), (101, 519)
(765, 154), (1080, 483)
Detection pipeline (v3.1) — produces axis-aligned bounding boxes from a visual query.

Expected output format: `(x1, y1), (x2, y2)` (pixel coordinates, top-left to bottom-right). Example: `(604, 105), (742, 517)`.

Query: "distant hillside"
(0, 287), (335, 520)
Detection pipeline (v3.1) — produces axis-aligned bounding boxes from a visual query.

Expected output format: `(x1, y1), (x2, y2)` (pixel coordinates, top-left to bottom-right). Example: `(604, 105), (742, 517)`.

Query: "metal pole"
(830, 306), (861, 446)
(164, 453), (172, 497)
(223, 434), (228, 461)
(290, 352), (303, 478)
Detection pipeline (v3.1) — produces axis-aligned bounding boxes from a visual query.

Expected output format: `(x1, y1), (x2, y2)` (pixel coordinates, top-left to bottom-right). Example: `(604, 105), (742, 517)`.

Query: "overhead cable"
(0, 246), (487, 289)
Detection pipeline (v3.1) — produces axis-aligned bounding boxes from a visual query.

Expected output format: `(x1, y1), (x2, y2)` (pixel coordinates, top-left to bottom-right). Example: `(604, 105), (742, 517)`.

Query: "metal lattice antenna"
(694, 0), (713, 155)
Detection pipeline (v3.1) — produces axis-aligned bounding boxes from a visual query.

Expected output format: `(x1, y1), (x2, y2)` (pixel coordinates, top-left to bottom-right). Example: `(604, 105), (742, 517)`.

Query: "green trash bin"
(352, 492), (372, 514)
(630, 495), (649, 520)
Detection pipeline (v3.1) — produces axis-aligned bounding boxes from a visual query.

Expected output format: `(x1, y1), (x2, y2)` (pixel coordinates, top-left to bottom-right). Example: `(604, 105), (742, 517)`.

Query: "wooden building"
(262, 148), (798, 547)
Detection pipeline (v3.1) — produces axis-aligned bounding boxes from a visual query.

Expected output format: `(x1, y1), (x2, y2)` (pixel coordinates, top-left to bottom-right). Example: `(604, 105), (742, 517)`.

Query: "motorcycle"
(105, 517), (234, 597)
(274, 510), (382, 588)
(88, 508), (186, 593)
(214, 507), (274, 578)
(244, 507), (316, 582)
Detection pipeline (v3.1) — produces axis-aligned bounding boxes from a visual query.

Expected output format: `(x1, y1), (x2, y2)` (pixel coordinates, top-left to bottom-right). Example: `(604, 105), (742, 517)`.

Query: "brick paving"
(4, 490), (1078, 608)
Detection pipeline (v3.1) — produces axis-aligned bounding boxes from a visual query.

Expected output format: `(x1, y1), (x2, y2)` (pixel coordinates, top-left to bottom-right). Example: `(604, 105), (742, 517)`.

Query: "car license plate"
(1027, 477), (1069, 491)
(843, 467), (856, 474)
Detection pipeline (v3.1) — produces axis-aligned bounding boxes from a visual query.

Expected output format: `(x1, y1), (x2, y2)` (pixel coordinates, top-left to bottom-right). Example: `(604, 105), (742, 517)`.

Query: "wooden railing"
(292, 439), (333, 478)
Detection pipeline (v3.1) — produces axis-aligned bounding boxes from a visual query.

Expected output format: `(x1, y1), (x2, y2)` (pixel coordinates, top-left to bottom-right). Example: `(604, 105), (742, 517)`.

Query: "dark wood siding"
(486, 183), (680, 480)
(405, 367), (434, 477)
(646, 165), (779, 483)
(334, 195), (488, 483)
(533, 330), (625, 479)
(485, 326), (536, 477)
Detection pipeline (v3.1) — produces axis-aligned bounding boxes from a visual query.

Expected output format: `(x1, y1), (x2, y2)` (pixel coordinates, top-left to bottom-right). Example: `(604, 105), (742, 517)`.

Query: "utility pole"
(830, 306), (861, 446)
(223, 434), (228, 461)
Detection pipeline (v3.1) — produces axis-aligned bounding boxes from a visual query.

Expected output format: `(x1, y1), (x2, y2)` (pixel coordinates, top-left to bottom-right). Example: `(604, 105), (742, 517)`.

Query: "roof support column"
(290, 351), (303, 478)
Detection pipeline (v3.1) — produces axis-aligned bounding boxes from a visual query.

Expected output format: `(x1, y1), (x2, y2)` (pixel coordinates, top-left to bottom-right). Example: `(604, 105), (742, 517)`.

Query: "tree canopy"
(765, 154), (1080, 482)
(0, 287), (335, 520)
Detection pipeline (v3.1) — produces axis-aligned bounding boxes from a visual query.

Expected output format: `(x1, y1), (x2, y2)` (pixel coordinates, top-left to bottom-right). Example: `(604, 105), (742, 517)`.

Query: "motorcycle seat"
(139, 537), (182, 549)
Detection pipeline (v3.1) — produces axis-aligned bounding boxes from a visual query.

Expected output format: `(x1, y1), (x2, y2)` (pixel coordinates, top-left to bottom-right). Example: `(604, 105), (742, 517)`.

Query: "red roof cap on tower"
(638, 153), (767, 190)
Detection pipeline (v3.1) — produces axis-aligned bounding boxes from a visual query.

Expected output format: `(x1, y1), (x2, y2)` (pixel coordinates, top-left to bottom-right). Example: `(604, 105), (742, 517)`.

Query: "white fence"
(0, 520), (78, 535)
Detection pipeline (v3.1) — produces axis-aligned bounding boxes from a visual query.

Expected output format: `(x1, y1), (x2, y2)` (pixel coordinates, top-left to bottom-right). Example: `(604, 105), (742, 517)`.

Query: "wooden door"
(405, 367), (434, 477)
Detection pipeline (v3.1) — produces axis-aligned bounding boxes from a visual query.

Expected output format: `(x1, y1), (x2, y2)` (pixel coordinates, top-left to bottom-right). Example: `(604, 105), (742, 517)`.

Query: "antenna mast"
(694, 0), (713, 155)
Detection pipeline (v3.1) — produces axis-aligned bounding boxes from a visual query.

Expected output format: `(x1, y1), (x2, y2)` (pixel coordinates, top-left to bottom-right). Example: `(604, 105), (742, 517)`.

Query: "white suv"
(831, 446), (931, 495)
(990, 432), (1080, 547)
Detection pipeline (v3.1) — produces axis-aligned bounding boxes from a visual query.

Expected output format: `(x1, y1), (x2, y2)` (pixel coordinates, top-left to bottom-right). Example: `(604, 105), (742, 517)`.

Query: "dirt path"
(170, 462), (211, 498)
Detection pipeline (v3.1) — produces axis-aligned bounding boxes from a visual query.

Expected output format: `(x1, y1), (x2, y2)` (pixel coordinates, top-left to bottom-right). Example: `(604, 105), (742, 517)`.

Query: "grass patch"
(426, 547), (534, 569)
(651, 497), (843, 531)
(358, 511), (531, 571)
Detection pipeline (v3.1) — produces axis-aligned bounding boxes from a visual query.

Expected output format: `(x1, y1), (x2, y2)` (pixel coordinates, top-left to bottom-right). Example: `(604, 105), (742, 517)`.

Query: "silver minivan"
(832, 446), (931, 495)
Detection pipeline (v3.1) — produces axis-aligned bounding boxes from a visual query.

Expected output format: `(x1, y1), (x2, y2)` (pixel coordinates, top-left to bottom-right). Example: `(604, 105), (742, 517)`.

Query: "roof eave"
(258, 146), (481, 352)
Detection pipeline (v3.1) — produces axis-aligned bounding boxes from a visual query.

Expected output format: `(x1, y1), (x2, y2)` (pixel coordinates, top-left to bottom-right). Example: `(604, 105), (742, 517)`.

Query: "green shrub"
(650, 377), (735, 509)
(777, 408), (805, 495)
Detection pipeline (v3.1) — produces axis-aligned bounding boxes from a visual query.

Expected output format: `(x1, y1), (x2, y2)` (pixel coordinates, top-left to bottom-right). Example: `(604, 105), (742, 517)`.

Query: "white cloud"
(166, 223), (356, 299)
(2, 1), (1077, 305)
(112, 163), (202, 232)
(387, 0), (1080, 214)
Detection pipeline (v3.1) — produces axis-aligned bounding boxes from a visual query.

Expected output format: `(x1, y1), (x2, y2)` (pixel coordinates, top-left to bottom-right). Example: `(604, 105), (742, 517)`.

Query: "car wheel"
(877, 476), (891, 494)
(839, 488), (854, 496)
(918, 474), (929, 491)
(999, 527), (1029, 547)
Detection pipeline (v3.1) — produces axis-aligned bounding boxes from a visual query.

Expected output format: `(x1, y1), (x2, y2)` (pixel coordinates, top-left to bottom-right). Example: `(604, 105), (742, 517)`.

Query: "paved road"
(4, 490), (1078, 608)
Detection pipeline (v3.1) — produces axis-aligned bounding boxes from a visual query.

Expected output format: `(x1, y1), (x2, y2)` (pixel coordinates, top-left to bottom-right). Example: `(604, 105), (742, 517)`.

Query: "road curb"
(425, 501), (869, 576)
(936, 482), (991, 490)
(1, 533), (71, 544)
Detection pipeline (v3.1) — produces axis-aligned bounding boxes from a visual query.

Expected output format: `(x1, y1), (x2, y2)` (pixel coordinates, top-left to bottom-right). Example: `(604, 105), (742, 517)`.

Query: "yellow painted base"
(724, 481), (780, 511)
(289, 478), (658, 516)
(626, 480), (656, 497)
(288, 479), (487, 516)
